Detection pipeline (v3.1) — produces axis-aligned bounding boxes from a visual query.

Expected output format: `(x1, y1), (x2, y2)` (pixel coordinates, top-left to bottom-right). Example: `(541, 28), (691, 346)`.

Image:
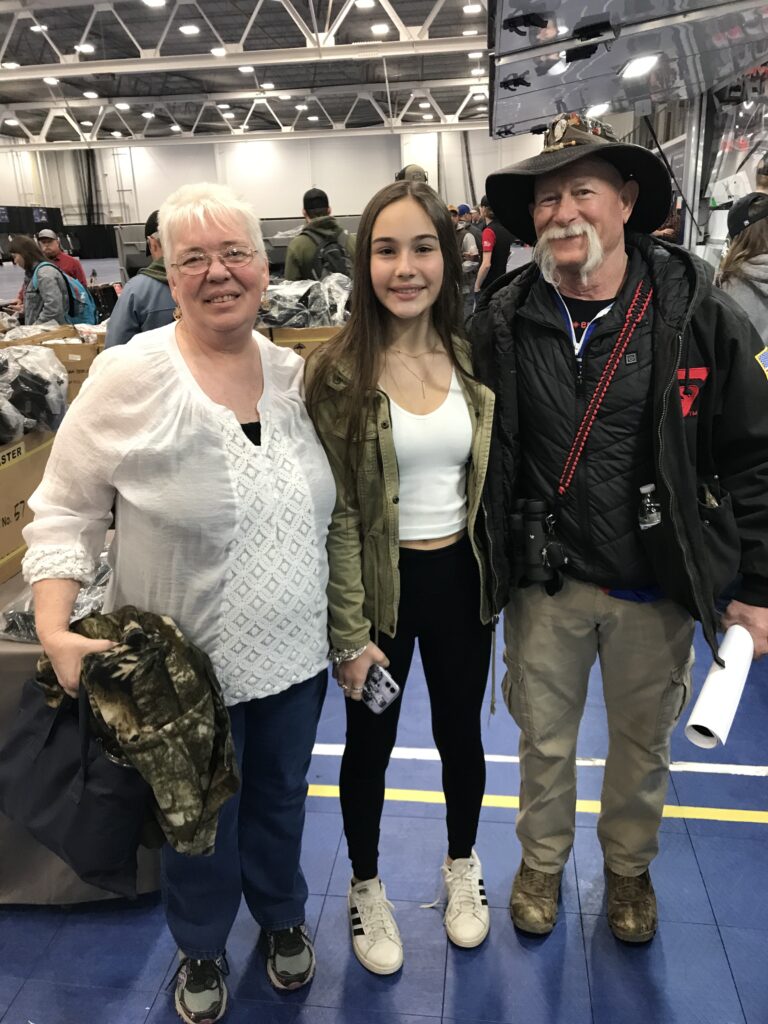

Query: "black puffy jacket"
(470, 233), (768, 658)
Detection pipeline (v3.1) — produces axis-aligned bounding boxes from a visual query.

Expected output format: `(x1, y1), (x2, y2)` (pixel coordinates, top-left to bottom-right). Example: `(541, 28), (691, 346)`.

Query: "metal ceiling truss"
(0, 0), (490, 149)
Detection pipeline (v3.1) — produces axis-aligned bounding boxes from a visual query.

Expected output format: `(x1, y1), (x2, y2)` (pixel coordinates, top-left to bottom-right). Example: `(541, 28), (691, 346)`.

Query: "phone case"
(361, 665), (401, 714)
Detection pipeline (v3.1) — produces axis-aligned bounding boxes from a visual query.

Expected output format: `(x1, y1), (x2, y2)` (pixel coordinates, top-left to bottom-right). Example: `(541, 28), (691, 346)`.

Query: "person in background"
(461, 204), (483, 251)
(450, 204), (480, 315)
(283, 188), (355, 281)
(474, 195), (514, 296)
(23, 182), (336, 1024)
(8, 235), (68, 325)
(395, 164), (428, 183)
(105, 210), (175, 348)
(306, 180), (495, 976)
(755, 152), (768, 195)
(471, 111), (768, 947)
(717, 191), (768, 338)
(36, 228), (88, 287)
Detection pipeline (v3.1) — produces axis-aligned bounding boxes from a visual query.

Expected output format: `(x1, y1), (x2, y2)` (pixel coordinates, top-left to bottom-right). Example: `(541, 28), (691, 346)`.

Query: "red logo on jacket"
(677, 367), (710, 417)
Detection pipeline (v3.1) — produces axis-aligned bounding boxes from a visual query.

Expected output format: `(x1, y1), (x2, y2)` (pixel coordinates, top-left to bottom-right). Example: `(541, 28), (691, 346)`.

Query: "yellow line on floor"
(307, 785), (768, 824)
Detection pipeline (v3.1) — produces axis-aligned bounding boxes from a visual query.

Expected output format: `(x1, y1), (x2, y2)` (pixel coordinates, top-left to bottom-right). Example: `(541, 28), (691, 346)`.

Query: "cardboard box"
(0, 430), (55, 585)
(271, 326), (339, 359)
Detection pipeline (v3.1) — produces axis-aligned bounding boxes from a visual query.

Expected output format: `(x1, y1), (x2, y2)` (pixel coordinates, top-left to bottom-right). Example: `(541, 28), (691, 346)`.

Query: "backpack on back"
(302, 227), (353, 280)
(31, 261), (99, 325)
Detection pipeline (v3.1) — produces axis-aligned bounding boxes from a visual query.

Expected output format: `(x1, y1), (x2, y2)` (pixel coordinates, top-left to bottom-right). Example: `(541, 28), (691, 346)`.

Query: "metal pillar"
(681, 93), (707, 251)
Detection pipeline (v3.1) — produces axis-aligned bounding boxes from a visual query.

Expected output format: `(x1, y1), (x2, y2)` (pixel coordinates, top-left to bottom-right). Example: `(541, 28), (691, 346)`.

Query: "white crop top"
(388, 369), (472, 541)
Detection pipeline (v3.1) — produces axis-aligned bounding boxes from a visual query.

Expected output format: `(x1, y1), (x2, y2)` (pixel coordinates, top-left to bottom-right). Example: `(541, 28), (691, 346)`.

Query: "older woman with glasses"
(22, 182), (336, 1024)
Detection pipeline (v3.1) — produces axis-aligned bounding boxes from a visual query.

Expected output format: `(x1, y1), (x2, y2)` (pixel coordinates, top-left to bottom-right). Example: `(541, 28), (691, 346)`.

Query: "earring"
(173, 305), (182, 321)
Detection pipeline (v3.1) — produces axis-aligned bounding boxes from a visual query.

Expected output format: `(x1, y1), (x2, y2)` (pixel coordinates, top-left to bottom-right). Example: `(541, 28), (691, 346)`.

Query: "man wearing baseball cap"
(284, 187), (355, 281)
(36, 228), (88, 288)
(105, 210), (175, 348)
(470, 112), (768, 944)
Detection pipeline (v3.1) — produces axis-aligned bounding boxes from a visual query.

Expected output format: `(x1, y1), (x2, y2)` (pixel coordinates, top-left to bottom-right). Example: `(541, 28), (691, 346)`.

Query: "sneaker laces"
(443, 859), (485, 919)
(168, 954), (230, 993)
(610, 872), (650, 901)
(520, 863), (559, 897)
(353, 882), (399, 941)
(271, 926), (308, 958)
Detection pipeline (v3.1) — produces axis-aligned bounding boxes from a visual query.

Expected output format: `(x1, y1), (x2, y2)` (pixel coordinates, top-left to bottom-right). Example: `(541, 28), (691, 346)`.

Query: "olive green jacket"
(307, 338), (496, 651)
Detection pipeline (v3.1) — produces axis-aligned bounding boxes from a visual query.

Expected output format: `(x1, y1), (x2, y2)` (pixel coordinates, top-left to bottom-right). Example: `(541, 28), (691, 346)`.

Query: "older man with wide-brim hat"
(470, 112), (768, 945)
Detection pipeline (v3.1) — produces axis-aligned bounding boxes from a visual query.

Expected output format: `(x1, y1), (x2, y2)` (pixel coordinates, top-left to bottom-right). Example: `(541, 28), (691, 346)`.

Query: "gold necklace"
(388, 350), (428, 399)
(391, 344), (440, 359)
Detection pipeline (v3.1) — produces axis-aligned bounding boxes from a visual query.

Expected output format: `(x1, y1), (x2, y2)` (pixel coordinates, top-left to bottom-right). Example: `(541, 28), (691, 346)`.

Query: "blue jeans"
(161, 670), (327, 959)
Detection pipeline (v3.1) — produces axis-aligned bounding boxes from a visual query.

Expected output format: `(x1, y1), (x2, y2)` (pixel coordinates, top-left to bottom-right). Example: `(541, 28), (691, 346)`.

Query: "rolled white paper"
(685, 624), (754, 749)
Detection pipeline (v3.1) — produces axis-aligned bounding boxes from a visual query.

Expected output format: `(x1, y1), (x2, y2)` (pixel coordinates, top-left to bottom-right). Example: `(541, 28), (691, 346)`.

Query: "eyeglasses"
(172, 246), (257, 276)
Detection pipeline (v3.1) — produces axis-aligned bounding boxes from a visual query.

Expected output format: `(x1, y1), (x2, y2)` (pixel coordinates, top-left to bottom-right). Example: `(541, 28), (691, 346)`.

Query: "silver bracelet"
(330, 643), (368, 667)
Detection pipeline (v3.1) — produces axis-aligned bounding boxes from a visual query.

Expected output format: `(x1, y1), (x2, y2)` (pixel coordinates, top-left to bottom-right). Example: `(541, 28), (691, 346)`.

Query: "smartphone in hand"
(361, 665), (400, 714)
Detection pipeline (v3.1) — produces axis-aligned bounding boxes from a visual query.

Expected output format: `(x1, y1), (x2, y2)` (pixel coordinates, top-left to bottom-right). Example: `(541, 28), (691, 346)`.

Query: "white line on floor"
(311, 743), (768, 777)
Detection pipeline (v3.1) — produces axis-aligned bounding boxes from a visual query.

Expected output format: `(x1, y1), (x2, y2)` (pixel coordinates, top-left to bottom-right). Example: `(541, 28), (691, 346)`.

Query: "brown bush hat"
(486, 112), (672, 245)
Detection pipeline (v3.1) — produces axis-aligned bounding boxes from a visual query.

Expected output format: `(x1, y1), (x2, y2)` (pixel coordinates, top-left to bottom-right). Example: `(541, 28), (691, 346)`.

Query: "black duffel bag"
(0, 678), (152, 898)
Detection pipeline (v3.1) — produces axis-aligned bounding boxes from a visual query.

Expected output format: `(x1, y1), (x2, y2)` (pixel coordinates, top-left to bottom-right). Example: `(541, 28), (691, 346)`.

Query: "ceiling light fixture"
(262, 82), (275, 89)
(470, 67), (484, 76)
(307, 115), (319, 121)
(354, 0), (375, 7)
(115, 102), (130, 110)
(111, 130), (122, 137)
(83, 90), (99, 99)
(239, 65), (254, 73)
(142, 0), (167, 6)
(418, 101), (431, 109)
(4, 118), (19, 126)
(278, 93), (292, 100)
(621, 54), (658, 79)
(170, 124), (182, 131)
(43, 77), (59, 85)
(476, 105), (488, 112)
(462, 29), (479, 36)
(422, 113), (434, 120)
(586, 102), (609, 117)
(30, 24), (47, 33)
(179, 25), (200, 35)
(371, 23), (389, 35)
(1, 62), (20, 69)
(216, 103), (230, 109)
(463, 4), (482, 13)
(210, 47), (226, 56)
(80, 120), (93, 126)
(295, 103), (308, 110)
(223, 111), (235, 118)
(75, 43), (95, 53)
(468, 51), (483, 59)
(743, 100), (754, 110)
(141, 111), (155, 119)
(472, 92), (486, 100)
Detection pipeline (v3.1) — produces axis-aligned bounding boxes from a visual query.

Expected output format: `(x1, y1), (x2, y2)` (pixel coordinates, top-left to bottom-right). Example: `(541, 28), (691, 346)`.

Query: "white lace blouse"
(22, 324), (336, 705)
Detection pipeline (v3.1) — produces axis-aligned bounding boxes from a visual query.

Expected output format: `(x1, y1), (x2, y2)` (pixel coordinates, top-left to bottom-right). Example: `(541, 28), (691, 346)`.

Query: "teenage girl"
(306, 180), (496, 974)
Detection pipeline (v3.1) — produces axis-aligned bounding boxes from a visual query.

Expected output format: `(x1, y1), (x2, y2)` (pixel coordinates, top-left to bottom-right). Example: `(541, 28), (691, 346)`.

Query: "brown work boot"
(509, 861), (562, 935)
(605, 867), (657, 943)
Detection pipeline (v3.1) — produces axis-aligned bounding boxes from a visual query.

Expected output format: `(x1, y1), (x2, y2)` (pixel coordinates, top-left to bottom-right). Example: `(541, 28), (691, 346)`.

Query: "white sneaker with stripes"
(347, 877), (404, 975)
(442, 851), (490, 948)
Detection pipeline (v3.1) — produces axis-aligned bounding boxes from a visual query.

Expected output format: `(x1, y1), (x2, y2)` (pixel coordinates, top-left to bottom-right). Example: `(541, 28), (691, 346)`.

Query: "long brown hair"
(8, 235), (44, 273)
(305, 180), (464, 468)
(718, 200), (768, 286)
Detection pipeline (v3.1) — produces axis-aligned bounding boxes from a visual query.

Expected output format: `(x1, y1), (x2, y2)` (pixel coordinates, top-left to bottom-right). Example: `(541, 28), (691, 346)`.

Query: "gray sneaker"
(172, 955), (229, 1024)
(259, 924), (316, 991)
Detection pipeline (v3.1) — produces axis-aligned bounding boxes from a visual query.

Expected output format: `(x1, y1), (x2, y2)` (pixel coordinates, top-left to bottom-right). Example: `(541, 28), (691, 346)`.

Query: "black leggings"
(340, 535), (493, 881)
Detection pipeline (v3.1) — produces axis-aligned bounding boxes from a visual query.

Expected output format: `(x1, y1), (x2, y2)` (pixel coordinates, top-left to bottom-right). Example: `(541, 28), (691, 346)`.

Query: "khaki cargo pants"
(503, 576), (695, 875)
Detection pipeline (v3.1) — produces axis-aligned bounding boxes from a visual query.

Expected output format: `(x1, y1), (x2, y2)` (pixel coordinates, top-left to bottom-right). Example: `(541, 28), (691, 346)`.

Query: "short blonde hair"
(158, 182), (266, 259)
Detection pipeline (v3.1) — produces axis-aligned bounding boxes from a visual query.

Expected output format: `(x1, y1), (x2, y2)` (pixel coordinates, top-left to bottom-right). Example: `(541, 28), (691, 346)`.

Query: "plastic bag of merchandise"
(0, 310), (19, 333)
(320, 273), (352, 325)
(0, 345), (67, 432)
(0, 555), (113, 643)
(261, 279), (324, 328)
(0, 396), (29, 445)
(2, 320), (62, 341)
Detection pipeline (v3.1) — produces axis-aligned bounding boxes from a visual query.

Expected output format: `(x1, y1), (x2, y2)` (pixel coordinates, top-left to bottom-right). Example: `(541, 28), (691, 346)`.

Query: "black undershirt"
(240, 421), (261, 446)
(560, 295), (614, 342)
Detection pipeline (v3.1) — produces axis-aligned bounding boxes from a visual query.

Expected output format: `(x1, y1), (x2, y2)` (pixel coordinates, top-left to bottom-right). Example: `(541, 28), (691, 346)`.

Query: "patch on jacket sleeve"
(677, 367), (710, 418)
(755, 346), (768, 381)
